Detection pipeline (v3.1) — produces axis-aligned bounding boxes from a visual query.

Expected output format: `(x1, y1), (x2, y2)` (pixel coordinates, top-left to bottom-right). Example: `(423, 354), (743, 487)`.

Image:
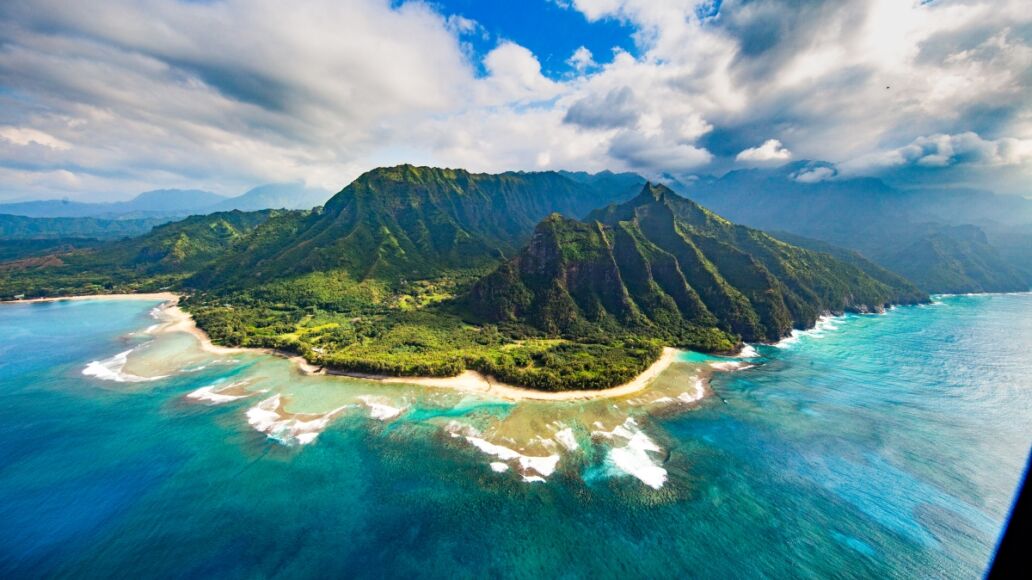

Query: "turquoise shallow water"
(0, 294), (1030, 578)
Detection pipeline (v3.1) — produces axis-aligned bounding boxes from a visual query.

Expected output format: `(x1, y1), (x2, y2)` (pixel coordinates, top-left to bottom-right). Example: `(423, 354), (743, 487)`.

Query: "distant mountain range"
(676, 162), (1032, 293)
(0, 182), (332, 220)
(205, 183), (334, 213)
(0, 214), (169, 241)
(0, 182), (332, 260)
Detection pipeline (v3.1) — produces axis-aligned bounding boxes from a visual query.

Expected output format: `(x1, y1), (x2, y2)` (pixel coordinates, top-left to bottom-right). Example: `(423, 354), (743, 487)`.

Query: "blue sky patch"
(429, 0), (638, 78)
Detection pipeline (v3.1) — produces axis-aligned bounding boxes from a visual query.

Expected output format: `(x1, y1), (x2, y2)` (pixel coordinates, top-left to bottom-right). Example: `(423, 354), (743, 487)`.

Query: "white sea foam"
(82, 349), (167, 383)
(443, 420), (477, 439)
(609, 434), (666, 489)
(593, 418), (667, 489)
(738, 344), (760, 359)
(774, 314), (844, 348)
(532, 435), (559, 452)
(518, 454), (560, 477)
(245, 395), (348, 446)
(709, 361), (754, 372)
(677, 378), (706, 404)
(357, 396), (406, 421)
(652, 378), (706, 407)
(186, 380), (252, 404)
(466, 436), (522, 461)
(554, 427), (578, 452)
(522, 475), (546, 483)
(464, 435), (561, 480)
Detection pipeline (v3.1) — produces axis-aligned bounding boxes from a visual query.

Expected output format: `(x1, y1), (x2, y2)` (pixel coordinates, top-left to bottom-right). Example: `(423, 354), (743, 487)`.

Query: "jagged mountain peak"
(196, 167), (644, 288)
(471, 185), (925, 346)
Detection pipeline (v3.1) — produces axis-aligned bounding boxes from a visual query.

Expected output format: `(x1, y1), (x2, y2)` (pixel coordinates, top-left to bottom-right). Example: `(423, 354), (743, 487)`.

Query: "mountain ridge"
(680, 163), (1032, 293)
(0, 166), (938, 390)
(470, 183), (923, 347)
(192, 165), (646, 289)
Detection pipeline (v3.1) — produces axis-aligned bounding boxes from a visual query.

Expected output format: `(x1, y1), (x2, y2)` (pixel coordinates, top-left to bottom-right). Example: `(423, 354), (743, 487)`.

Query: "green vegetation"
(0, 210), (282, 298)
(470, 184), (925, 345)
(0, 166), (927, 391)
(0, 239), (103, 262)
(0, 214), (169, 240)
(191, 164), (642, 289)
(185, 295), (661, 391)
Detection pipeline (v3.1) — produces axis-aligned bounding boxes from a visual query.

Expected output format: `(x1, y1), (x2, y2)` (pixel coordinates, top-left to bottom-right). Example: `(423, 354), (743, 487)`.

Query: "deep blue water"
(1, 294), (1030, 578)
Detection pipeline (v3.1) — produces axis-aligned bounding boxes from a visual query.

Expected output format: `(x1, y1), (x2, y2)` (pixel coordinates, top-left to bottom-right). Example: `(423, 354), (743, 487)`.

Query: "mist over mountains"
(0, 182), (332, 221)
(671, 162), (1032, 293)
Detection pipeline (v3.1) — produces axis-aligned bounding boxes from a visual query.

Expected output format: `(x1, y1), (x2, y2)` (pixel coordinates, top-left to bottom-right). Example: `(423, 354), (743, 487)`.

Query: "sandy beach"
(4, 292), (181, 304)
(343, 347), (683, 401)
(151, 301), (326, 374)
(142, 297), (685, 401)
(6, 292), (689, 402)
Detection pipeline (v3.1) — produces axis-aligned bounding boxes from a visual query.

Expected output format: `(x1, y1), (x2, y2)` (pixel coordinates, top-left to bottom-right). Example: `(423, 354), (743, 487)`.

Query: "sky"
(0, 0), (1030, 201)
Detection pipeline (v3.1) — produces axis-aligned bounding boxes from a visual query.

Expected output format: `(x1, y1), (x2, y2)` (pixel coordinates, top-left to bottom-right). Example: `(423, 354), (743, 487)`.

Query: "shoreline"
(329, 347), (683, 401)
(2, 292), (180, 304)
(160, 299), (683, 401)
(3, 292), (692, 402)
(154, 302), (325, 374)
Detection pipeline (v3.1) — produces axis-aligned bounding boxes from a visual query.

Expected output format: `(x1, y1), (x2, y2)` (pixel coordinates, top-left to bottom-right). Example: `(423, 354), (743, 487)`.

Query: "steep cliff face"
(192, 165), (642, 288)
(468, 212), (735, 351)
(469, 184), (926, 347)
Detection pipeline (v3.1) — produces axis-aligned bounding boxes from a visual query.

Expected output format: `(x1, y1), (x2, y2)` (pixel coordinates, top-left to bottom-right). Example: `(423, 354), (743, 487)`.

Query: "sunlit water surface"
(1, 293), (1029, 577)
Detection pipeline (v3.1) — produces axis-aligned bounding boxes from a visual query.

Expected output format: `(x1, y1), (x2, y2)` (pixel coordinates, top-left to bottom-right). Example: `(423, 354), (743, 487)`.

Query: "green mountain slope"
(470, 184), (925, 345)
(0, 239), (105, 262)
(0, 168), (931, 391)
(0, 210), (283, 298)
(0, 213), (167, 241)
(767, 231), (929, 298)
(193, 165), (641, 289)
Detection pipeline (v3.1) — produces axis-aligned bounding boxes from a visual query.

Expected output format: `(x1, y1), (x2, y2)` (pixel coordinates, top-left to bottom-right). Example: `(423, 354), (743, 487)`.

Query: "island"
(0, 166), (927, 391)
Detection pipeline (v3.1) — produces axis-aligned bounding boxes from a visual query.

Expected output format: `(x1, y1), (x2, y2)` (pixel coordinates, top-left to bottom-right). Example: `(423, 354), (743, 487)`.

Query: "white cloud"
(609, 130), (713, 172)
(479, 41), (560, 104)
(563, 86), (638, 129)
(567, 46), (597, 73)
(736, 139), (792, 163)
(0, 0), (1029, 199)
(0, 0), (475, 198)
(0, 126), (71, 150)
(792, 166), (837, 183)
(843, 132), (1032, 173)
(445, 14), (485, 38)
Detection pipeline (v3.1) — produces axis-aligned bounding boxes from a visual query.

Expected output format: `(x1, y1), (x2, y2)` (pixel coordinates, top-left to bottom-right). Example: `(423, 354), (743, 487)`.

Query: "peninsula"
(0, 166), (926, 391)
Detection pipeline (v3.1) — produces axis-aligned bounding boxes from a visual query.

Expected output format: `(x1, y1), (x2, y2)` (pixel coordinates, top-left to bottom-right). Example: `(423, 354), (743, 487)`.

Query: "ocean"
(1, 293), (1029, 578)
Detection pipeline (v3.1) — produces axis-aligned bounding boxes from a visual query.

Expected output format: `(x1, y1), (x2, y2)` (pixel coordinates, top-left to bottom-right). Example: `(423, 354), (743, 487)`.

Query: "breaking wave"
(82, 348), (167, 383)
